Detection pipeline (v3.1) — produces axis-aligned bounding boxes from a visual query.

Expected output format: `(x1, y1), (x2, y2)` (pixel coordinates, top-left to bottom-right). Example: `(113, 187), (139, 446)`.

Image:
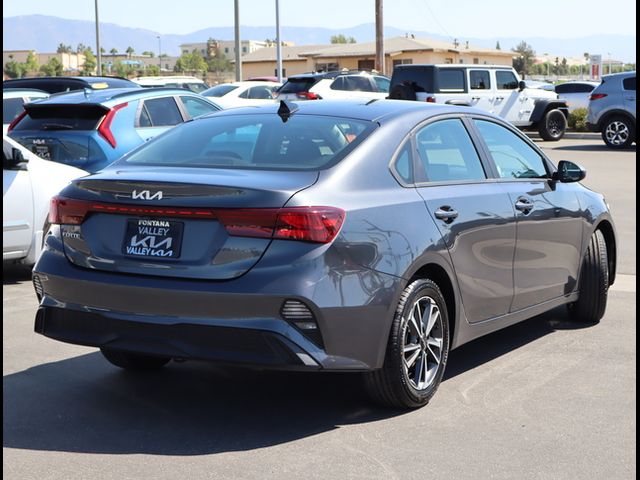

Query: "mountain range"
(3, 15), (636, 63)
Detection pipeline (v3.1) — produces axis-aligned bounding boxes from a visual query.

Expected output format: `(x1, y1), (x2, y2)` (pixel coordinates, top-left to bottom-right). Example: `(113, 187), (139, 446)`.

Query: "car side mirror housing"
(518, 80), (526, 91)
(554, 160), (586, 183)
(2, 148), (28, 170)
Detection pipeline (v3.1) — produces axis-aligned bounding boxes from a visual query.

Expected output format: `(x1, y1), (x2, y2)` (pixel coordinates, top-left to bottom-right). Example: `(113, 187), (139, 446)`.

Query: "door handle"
(515, 198), (533, 214)
(434, 206), (459, 223)
(495, 96), (505, 101)
(471, 96), (481, 101)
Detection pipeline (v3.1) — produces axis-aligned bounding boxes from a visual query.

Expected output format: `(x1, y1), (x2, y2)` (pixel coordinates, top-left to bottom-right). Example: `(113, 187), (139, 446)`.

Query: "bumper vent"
(281, 300), (324, 347)
(32, 274), (44, 300)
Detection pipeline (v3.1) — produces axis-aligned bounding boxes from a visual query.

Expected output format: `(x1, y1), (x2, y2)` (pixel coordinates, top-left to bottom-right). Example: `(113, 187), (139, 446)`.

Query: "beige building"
(237, 36), (514, 79)
(100, 53), (179, 73)
(3, 50), (87, 72)
(180, 40), (279, 59)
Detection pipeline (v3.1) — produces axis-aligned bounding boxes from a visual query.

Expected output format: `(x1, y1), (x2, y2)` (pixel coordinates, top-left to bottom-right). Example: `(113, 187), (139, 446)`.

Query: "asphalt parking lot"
(3, 135), (635, 480)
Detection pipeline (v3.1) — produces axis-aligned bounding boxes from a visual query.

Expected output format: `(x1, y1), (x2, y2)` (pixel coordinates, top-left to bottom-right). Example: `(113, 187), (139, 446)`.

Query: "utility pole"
(234, 0), (242, 81)
(157, 36), (161, 71)
(275, 0), (282, 82)
(375, 0), (384, 74)
(94, 0), (102, 75)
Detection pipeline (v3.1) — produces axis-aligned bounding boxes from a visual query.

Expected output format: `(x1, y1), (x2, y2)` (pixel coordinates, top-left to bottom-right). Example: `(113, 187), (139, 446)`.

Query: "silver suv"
(586, 71), (636, 149)
(389, 64), (569, 141)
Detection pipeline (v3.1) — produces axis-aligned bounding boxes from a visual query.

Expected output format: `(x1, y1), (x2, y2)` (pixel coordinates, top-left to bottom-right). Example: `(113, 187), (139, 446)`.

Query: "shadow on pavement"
(3, 306), (592, 456)
(551, 144), (636, 152)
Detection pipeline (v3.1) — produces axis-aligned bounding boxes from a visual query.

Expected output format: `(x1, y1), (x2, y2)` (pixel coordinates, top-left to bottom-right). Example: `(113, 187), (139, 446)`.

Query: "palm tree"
(110, 48), (118, 55)
(126, 46), (134, 58)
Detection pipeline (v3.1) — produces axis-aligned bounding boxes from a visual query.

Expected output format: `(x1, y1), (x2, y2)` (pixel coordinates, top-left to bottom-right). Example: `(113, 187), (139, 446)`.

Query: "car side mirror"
(2, 148), (28, 170)
(518, 80), (526, 91)
(554, 160), (586, 183)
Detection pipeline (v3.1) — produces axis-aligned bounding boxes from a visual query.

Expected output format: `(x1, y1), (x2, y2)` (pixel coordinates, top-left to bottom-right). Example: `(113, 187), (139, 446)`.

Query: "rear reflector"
(97, 103), (127, 148)
(426, 96), (436, 103)
(49, 196), (345, 244)
(296, 92), (321, 100)
(589, 93), (608, 101)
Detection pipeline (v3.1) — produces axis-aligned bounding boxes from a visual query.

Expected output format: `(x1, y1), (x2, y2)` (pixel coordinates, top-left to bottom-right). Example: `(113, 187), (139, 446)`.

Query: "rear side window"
(474, 119), (548, 179)
(391, 66), (433, 93)
(11, 105), (105, 131)
(279, 78), (319, 94)
(469, 70), (490, 90)
(122, 114), (376, 171)
(415, 119), (486, 182)
(373, 76), (390, 93)
(246, 86), (277, 99)
(3, 97), (25, 124)
(141, 97), (183, 126)
(496, 71), (519, 90)
(331, 76), (374, 92)
(437, 69), (465, 92)
(623, 77), (636, 91)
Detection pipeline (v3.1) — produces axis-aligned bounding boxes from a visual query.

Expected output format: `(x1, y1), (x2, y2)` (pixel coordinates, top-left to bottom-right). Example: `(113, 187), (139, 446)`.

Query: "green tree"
(40, 57), (63, 76)
(4, 60), (27, 78)
(57, 43), (72, 53)
(76, 43), (87, 54)
(23, 51), (40, 75)
(146, 65), (160, 76)
(512, 41), (535, 77)
(330, 34), (356, 44)
(110, 48), (118, 55)
(82, 49), (97, 74)
(174, 50), (207, 74)
(495, 41), (501, 50)
(142, 51), (155, 57)
(125, 46), (135, 58)
(100, 47), (106, 54)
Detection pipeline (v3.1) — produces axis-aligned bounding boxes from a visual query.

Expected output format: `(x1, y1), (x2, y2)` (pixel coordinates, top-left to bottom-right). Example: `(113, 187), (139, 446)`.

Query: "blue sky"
(4, 0), (637, 38)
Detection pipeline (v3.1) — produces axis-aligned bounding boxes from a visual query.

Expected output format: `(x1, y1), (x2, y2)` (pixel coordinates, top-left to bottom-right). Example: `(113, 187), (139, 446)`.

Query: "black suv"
(2, 76), (141, 94)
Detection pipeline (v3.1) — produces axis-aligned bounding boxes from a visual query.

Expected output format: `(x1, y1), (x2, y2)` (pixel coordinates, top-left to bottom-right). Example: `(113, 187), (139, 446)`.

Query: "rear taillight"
(97, 103), (127, 148)
(49, 196), (345, 244)
(425, 96), (436, 103)
(296, 92), (321, 100)
(589, 93), (608, 101)
(7, 110), (27, 133)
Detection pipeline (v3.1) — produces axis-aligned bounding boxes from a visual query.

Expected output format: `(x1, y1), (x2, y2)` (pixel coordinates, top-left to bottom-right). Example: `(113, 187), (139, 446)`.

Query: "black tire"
(568, 230), (609, 323)
(601, 115), (635, 149)
(364, 278), (450, 408)
(100, 347), (171, 370)
(388, 83), (417, 101)
(538, 108), (567, 141)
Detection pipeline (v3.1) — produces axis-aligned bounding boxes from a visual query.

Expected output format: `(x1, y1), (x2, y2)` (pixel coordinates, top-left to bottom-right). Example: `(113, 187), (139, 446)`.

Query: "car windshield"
(120, 113), (376, 171)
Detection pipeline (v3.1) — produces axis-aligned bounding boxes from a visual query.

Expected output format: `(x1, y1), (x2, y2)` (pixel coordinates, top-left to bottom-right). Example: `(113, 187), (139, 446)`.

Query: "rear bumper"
(33, 236), (402, 371)
(35, 306), (319, 369)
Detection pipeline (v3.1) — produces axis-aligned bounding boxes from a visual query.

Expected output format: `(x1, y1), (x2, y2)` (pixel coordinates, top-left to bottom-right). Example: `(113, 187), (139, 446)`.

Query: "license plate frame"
(122, 218), (184, 259)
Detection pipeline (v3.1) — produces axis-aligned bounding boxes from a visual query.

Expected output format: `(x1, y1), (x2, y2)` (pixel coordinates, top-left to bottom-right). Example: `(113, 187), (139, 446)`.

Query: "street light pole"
(275, 0), (282, 82)
(94, 0), (102, 75)
(157, 36), (161, 71)
(234, 0), (242, 81)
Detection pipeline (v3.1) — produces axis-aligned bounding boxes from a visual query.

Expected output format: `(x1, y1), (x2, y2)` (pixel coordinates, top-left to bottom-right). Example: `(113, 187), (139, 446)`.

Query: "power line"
(418, 0), (452, 40)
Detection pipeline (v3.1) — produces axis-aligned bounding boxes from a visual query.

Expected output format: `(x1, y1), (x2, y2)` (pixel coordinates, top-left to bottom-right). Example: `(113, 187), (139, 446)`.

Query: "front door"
(472, 118), (583, 311)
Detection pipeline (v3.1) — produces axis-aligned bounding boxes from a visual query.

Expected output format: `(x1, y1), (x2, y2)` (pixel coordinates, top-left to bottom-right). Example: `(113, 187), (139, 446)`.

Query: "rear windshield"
(391, 67), (434, 93)
(202, 84), (239, 97)
(12, 106), (105, 131)
(120, 113), (376, 171)
(278, 78), (319, 94)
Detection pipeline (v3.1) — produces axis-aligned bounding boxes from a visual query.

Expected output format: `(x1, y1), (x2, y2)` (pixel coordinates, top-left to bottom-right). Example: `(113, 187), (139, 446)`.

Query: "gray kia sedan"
(33, 99), (616, 408)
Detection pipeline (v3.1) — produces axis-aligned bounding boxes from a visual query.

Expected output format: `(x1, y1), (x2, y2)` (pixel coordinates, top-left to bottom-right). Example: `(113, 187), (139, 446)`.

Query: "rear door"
(622, 75), (636, 118)
(413, 117), (516, 323)
(467, 69), (494, 111)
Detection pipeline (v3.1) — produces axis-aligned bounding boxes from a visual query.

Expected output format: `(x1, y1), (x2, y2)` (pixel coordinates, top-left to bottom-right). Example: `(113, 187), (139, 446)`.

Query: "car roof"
(287, 70), (385, 80)
(203, 98), (491, 123)
(27, 87), (207, 106)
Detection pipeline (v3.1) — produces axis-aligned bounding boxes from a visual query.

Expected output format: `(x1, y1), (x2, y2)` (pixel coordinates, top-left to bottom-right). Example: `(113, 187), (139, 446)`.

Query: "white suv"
(389, 64), (569, 141)
(276, 70), (390, 101)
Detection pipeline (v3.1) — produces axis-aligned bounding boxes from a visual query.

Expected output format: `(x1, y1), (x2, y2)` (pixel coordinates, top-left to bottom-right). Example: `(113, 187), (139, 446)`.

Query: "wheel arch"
(530, 100), (570, 123)
(597, 110), (636, 132)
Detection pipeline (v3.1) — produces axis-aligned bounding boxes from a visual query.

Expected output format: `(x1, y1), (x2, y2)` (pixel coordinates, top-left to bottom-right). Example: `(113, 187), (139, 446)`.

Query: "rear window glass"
(279, 78), (319, 94)
(437, 69), (465, 92)
(202, 84), (239, 97)
(12, 106), (105, 131)
(121, 114), (376, 171)
(391, 67), (433, 93)
(623, 77), (636, 91)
